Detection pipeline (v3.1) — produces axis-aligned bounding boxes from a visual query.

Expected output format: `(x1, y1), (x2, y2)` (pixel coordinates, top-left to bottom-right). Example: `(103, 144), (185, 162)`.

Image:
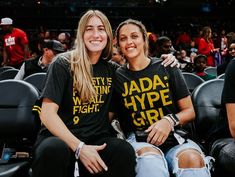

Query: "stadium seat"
(0, 80), (40, 177)
(191, 79), (224, 153)
(0, 67), (14, 74)
(182, 72), (205, 93)
(205, 66), (217, 76)
(217, 73), (225, 79)
(24, 72), (47, 93)
(0, 69), (19, 81)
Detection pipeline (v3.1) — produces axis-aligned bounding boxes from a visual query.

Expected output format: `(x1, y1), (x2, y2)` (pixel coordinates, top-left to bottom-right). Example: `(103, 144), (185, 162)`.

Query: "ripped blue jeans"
(127, 133), (211, 177)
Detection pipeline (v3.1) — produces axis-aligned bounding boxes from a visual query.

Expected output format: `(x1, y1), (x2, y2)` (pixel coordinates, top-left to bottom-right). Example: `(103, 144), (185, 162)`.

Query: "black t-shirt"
(39, 52), (118, 143)
(222, 59), (235, 105)
(113, 58), (190, 151)
(114, 58), (190, 133)
(219, 59), (235, 139)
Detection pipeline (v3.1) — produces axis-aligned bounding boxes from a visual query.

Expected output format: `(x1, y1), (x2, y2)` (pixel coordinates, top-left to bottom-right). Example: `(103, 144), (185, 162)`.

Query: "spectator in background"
(176, 30), (191, 50)
(57, 32), (72, 51)
(226, 32), (235, 47)
(193, 54), (216, 81)
(147, 32), (158, 57)
(155, 36), (180, 67)
(198, 26), (219, 67)
(217, 43), (235, 76)
(190, 52), (197, 63)
(14, 39), (65, 80)
(155, 36), (175, 57)
(0, 17), (30, 69)
(180, 49), (191, 63)
(111, 44), (126, 66)
(189, 40), (198, 54)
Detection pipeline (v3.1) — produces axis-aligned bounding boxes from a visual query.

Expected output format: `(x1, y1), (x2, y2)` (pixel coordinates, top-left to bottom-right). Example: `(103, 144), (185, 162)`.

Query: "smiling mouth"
(90, 41), (102, 44)
(126, 47), (135, 51)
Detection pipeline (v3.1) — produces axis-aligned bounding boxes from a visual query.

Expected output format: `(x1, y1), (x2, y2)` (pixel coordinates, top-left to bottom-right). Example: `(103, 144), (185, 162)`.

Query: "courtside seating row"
(0, 76), (226, 177)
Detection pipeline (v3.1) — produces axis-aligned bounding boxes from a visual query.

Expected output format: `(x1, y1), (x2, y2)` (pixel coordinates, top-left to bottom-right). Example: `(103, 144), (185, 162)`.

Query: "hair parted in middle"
(70, 9), (113, 102)
(115, 19), (149, 57)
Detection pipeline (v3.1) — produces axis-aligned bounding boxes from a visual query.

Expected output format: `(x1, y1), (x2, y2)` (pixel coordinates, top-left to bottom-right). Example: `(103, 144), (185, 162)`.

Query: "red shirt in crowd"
(3, 28), (30, 66)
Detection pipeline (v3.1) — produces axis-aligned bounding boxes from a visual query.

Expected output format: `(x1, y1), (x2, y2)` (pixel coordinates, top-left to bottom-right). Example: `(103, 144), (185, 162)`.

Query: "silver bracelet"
(162, 116), (174, 131)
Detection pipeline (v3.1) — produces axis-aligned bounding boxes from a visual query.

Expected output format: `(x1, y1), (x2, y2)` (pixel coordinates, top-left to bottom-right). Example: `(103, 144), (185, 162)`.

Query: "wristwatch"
(168, 114), (180, 126)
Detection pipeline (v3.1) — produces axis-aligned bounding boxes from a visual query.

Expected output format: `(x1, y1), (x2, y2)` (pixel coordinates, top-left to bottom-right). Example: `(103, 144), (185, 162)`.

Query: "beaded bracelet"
(162, 116), (174, 131)
(75, 141), (85, 159)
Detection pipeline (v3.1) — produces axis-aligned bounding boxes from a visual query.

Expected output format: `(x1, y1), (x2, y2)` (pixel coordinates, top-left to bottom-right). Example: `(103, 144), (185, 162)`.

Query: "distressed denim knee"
(127, 133), (170, 177)
(136, 153), (169, 177)
(165, 139), (211, 177)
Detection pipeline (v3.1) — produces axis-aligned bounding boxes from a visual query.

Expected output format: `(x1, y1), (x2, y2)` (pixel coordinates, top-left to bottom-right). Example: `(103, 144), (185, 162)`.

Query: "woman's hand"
(161, 54), (180, 68)
(145, 119), (172, 146)
(79, 143), (108, 174)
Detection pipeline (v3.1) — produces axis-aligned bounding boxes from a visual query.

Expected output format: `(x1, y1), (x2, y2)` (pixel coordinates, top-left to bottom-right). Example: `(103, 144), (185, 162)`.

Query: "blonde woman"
(114, 19), (212, 177)
(32, 10), (136, 177)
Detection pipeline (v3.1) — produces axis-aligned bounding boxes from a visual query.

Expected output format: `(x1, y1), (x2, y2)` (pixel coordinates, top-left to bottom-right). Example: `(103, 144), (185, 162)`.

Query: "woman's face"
(83, 16), (108, 55)
(229, 43), (235, 57)
(118, 24), (145, 60)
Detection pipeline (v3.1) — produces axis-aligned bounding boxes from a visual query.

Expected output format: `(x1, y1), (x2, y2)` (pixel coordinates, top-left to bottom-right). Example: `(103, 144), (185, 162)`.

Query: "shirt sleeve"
(166, 66), (190, 101)
(41, 55), (71, 105)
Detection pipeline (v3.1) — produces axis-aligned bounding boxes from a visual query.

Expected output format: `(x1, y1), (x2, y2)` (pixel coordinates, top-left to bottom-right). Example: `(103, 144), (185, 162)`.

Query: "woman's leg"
(127, 133), (170, 177)
(165, 139), (211, 177)
(82, 137), (136, 177)
(32, 136), (73, 177)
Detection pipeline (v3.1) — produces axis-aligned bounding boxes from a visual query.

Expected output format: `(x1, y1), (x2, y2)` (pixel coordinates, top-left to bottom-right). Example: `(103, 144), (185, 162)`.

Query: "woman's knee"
(177, 149), (205, 168)
(137, 146), (162, 156)
(136, 147), (169, 177)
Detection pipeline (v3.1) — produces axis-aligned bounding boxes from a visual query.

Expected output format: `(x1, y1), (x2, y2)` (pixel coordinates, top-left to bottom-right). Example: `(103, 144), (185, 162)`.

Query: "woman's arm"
(176, 95), (195, 125)
(40, 98), (108, 174)
(146, 95), (195, 146)
(226, 103), (235, 138)
(40, 98), (80, 151)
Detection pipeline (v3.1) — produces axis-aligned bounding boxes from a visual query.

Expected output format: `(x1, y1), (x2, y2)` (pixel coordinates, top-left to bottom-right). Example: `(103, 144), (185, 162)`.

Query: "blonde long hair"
(115, 19), (149, 57)
(71, 10), (113, 102)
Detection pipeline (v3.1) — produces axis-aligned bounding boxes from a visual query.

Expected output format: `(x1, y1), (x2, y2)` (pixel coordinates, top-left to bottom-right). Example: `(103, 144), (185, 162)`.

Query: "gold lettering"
(146, 109), (159, 125)
(129, 80), (141, 95)
(95, 85), (111, 94)
(132, 112), (146, 126)
(107, 77), (112, 85)
(160, 89), (172, 106)
(135, 94), (146, 110)
(73, 106), (80, 114)
(122, 82), (129, 97)
(89, 95), (104, 104)
(124, 96), (137, 111)
(73, 97), (82, 105)
(146, 92), (160, 108)
(153, 75), (166, 89)
(73, 89), (78, 97)
(73, 116), (79, 125)
(139, 77), (152, 92)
